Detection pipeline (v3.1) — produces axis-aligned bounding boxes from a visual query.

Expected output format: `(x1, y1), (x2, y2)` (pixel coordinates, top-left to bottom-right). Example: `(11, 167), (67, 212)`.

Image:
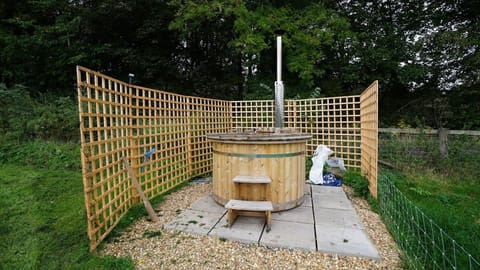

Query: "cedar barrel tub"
(207, 128), (311, 211)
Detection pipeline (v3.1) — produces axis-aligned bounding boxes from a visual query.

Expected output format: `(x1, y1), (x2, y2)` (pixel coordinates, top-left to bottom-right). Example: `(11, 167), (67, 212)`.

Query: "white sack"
(308, 145), (334, 184)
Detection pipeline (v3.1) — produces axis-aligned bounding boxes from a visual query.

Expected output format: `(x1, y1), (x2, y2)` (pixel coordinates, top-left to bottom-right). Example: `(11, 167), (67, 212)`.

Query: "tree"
(1, 0), (478, 128)
(334, 0), (480, 129)
(169, 1), (355, 99)
(0, 0), (83, 94)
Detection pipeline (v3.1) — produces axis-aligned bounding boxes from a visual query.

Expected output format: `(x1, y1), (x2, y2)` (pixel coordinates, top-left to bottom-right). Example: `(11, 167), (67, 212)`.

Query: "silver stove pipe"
(274, 36), (284, 128)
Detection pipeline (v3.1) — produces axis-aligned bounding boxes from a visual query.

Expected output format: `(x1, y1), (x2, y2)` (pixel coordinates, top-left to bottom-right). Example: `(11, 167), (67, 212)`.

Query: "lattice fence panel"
(188, 97), (231, 176)
(77, 67), (232, 251)
(77, 66), (378, 251)
(77, 67), (134, 251)
(285, 97), (361, 169)
(360, 81), (379, 198)
(130, 86), (191, 199)
(231, 100), (274, 129)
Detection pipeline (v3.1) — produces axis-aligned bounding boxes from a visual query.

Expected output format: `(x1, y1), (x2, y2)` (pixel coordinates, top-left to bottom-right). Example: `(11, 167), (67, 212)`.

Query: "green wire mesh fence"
(378, 174), (480, 270)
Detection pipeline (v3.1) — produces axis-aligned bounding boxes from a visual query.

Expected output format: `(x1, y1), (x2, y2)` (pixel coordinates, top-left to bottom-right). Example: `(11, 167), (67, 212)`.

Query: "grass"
(384, 168), (480, 260)
(379, 132), (480, 265)
(0, 140), (81, 170)
(0, 163), (134, 269)
(0, 138), (192, 266)
(2, 132), (478, 269)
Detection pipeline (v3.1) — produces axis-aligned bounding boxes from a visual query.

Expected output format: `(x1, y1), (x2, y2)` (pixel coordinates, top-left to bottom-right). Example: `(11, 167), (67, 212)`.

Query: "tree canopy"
(0, 0), (478, 129)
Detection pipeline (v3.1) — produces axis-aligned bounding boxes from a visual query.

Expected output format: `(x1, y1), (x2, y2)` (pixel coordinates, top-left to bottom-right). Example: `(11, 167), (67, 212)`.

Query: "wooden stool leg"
(227, 209), (237, 227)
(266, 210), (271, 231)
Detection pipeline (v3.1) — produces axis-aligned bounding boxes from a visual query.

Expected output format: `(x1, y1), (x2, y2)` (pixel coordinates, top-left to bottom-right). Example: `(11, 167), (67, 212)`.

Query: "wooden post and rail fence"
(379, 128), (480, 158)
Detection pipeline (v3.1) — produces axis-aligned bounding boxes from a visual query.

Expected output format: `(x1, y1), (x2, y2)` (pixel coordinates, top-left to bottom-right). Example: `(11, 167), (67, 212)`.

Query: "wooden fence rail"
(76, 66), (378, 251)
(379, 128), (480, 158)
(379, 128), (480, 136)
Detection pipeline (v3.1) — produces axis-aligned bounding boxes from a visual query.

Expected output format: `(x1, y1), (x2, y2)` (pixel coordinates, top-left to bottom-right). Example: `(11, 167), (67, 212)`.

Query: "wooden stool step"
(233, 175), (272, 184)
(225, 199), (273, 229)
(225, 199), (273, 211)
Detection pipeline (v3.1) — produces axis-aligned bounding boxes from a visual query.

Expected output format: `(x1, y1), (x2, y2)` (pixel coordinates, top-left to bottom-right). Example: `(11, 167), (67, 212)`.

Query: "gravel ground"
(102, 183), (403, 269)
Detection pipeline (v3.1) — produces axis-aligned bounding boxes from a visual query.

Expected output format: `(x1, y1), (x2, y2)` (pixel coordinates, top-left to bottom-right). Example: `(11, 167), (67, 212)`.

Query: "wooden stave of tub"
(207, 133), (311, 212)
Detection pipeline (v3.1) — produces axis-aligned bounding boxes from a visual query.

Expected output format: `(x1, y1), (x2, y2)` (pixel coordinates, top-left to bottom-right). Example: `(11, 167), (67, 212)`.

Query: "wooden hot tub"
(207, 128), (311, 211)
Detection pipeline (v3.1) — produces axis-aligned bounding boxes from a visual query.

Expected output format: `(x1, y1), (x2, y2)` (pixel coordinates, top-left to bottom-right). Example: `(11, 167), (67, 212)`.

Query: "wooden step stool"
(225, 175), (273, 229)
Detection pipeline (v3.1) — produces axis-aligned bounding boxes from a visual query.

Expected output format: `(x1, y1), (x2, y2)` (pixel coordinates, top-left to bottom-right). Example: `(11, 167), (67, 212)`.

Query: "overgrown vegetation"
(343, 170), (379, 213)
(379, 169), (480, 269)
(0, 140), (80, 170)
(379, 132), (480, 180)
(1, 1), (479, 128)
(0, 81), (139, 268)
(0, 84), (79, 142)
(343, 170), (369, 197)
(379, 133), (480, 263)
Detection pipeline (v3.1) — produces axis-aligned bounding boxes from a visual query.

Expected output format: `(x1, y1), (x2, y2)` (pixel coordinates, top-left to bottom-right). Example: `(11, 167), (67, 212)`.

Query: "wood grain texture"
(360, 81), (379, 198)
(76, 66), (378, 251)
(210, 139), (307, 211)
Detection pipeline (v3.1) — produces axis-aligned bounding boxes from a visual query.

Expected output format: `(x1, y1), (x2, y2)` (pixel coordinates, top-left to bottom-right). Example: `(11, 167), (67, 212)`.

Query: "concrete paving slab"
(312, 193), (355, 211)
(271, 206), (314, 224)
(316, 226), (380, 259)
(315, 207), (364, 230)
(164, 209), (223, 235)
(311, 185), (345, 195)
(209, 215), (265, 244)
(304, 184), (312, 195)
(260, 220), (316, 251)
(190, 195), (226, 214)
(302, 195), (313, 207)
(166, 185), (380, 259)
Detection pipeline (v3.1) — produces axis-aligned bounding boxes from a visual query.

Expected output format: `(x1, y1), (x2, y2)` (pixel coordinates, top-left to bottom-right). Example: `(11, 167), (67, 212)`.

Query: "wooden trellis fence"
(76, 66), (378, 251)
(360, 81), (379, 197)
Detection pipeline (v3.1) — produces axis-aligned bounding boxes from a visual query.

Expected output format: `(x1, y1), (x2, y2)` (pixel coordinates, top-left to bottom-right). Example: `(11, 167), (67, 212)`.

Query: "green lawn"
(390, 169), (480, 260)
(0, 164), (134, 269)
(379, 133), (480, 263)
(2, 136), (478, 269)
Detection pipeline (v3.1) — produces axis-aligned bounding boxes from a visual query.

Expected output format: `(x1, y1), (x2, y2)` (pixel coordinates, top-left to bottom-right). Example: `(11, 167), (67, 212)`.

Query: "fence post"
(186, 97), (193, 177)
(439, 128), (448, 158)
(128, 82), (140, 204)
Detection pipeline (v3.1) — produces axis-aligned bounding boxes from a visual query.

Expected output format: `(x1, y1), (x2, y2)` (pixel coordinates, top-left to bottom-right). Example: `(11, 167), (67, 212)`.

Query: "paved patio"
(164, 184), (380, 259)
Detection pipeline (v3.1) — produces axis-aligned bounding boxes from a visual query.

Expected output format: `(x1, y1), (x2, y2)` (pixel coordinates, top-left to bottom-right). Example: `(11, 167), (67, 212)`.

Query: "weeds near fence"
(379, 170), (480, 270)
(343, 170), (379, 213)
(379, 131), (480, 263)
(379, 131), (480, 180)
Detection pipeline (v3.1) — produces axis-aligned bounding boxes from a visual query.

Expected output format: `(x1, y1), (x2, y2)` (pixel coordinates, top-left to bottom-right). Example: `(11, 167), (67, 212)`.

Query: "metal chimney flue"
(274, 35), (284, 129)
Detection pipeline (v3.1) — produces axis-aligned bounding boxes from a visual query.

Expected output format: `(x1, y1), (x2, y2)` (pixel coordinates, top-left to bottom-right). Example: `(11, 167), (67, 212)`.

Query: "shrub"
(0, 84), (79, 142)
(29, 96), (79, 141)
(343, 170), (369, 197)
(0, 84), (36, 140)
(343, 170), (379, 212)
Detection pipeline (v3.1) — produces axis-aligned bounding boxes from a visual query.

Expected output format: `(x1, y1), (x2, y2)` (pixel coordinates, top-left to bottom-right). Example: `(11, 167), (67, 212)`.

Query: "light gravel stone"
(101, 182), (402, 269)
